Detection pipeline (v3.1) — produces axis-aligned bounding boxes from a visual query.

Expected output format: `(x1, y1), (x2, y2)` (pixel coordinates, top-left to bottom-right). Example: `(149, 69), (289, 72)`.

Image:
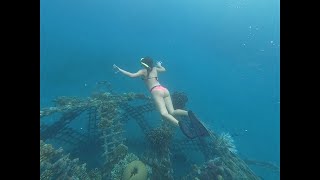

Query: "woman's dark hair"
(140, 56), (154, 70)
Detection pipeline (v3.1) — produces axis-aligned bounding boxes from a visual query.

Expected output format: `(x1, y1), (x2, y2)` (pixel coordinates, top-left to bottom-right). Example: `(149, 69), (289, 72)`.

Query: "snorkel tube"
(140, 57), (152, 70)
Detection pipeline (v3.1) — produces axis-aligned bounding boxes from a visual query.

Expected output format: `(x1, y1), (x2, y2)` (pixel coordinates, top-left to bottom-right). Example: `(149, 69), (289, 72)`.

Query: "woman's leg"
(164, 92), (188, 117)
(152, 91), (180, 126)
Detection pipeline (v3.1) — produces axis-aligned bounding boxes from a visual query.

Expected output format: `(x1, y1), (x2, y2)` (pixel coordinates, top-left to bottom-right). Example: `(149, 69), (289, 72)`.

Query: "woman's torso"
(142, 68), (161, 90)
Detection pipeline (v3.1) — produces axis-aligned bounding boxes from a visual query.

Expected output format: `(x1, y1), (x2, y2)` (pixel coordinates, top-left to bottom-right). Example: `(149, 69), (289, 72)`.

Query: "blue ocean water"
(41, 0), (279, 179)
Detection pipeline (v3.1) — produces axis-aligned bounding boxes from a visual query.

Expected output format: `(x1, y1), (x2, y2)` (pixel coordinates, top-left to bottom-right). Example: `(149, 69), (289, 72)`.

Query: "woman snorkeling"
(113, 57), (209, 139)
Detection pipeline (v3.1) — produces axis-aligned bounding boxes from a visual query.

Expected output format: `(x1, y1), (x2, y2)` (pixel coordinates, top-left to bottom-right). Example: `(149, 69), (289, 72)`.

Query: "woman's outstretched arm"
(113, 64), (144, 78)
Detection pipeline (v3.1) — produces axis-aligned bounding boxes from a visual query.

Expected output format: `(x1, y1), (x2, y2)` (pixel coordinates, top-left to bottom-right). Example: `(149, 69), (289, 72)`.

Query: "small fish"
(97, 80), (109, 85)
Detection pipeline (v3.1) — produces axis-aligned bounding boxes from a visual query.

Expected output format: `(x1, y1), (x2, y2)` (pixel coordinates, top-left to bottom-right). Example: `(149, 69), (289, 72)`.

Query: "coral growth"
(215, 132), (237, 154)
(171, 91), (188, 109)
(40, 140), (102, 180)
(40, 91), (148, 119)
(110, 153), (140, 180)
(142, 150), (174, 180)
(97, 100), (118, 128)
(122, 160), (148, 180)
(106, 144), (128, 165)
(146, 123), (174, 155)
(182, 158), (232, 180)
(40, 89), (263, 180)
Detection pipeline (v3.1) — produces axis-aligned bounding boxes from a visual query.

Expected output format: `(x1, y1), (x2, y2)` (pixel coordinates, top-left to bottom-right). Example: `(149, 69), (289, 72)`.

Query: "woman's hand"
(156, 61), (162, 67)
(113, 64), (120, 73)
(113, 64), (119, 69)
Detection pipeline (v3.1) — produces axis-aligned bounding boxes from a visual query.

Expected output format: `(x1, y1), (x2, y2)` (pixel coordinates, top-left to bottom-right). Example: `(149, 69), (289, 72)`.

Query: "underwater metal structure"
(40, 82), (279, 180)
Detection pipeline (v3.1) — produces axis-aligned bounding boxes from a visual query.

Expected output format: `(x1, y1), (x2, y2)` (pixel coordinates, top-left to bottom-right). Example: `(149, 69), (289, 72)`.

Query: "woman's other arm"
(155, 61), (166, 72)
(113, 64), (144, 78)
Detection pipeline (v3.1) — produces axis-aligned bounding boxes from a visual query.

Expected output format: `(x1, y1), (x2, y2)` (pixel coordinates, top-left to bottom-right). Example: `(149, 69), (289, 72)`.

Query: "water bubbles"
(226, 0), (248, 9)
(269, 40), (280, 49)
(243, 35), (279, 53)
(248, 25), (259, 40)
(243, 25), (260, 47)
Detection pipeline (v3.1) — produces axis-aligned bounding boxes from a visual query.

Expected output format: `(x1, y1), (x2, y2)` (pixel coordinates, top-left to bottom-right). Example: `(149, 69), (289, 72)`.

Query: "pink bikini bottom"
(150, 85), (167, 92)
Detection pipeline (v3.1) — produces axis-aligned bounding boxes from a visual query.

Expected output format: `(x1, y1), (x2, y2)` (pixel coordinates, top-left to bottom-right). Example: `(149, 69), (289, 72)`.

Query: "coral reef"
(110, 153), (140, 180)
(40, 91), (148, 119)
(180, 130), (261, 179)
(146, 122), (174, 155)
(40, 140), (102, 180)
(142, 132), (175, 180)
(182, 157), (236, 180)
(215, 132), (237, 154)
(142, 153), (174, 180)
(150, 157), (174, 180)
(171, 91), (188, 109)
(143, 123), (175, 179)
(106, 143), (128, 166)
(40, 88), (270, 180)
